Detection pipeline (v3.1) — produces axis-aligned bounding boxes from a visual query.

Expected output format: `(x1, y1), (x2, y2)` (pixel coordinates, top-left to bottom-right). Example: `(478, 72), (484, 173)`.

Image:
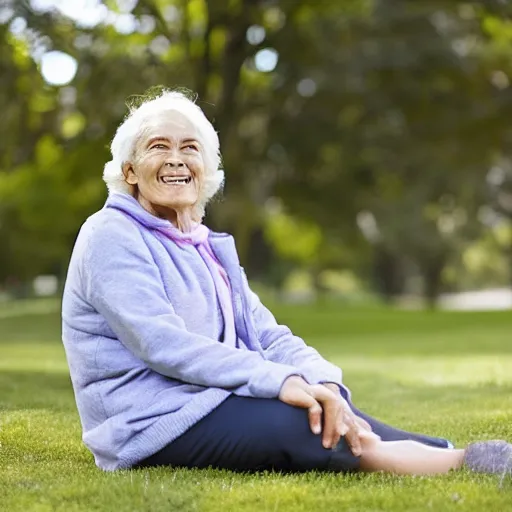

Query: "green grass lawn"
(1, 300), (512, 511)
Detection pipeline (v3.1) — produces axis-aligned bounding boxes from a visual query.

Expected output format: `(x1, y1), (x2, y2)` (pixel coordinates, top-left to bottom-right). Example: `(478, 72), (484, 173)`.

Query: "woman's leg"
(340, 387), (452, 448)
(359, 436), (511, 476)
(136, 395), (510, 476)
(136, 395), (360, 472)
(358, 434), (465, 475)
(350, 403), (452, 447)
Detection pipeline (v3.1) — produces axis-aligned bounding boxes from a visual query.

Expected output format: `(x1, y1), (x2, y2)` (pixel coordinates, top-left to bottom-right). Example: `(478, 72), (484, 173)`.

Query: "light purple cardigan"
(61, 193), (343, 470)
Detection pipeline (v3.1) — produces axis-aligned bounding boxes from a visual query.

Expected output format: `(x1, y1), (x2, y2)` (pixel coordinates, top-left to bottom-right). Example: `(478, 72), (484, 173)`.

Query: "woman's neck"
(135, 192), (196, 233)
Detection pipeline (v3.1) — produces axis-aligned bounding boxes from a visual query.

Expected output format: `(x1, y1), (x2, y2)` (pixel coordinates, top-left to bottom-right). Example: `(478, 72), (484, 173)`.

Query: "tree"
(1, 0), (512, 303)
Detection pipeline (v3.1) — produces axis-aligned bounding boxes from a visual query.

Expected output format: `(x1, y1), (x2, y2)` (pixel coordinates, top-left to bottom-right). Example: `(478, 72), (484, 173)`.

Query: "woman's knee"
(255, 400), (313, 443)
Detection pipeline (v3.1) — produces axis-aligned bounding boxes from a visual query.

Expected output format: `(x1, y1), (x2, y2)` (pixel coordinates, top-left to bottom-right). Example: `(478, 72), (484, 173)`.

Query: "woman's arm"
(81, 217), (300, 399)
(242, 271), (343, 386)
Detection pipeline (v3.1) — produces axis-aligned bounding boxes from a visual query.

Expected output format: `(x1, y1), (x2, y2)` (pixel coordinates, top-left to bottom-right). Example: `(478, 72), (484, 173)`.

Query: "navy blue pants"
(136, 394), (451, 473)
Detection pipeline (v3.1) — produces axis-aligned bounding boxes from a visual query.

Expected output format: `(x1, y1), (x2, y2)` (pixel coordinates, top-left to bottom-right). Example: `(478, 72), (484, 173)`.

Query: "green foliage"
(1, 0), (512, 298)
(264, 210), (322, 265)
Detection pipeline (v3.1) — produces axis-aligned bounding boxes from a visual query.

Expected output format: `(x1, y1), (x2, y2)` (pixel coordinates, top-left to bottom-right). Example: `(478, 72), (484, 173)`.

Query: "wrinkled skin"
(123, 110), (205, 232)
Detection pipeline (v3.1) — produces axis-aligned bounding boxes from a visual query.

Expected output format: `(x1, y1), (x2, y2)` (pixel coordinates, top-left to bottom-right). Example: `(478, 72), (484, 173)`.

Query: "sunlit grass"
(1, 303), (511, 511)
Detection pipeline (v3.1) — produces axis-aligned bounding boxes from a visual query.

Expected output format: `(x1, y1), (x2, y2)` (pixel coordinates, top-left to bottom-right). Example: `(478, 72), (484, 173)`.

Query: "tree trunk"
(311, 264), (328, 305)
(419, 254), (446, 310)
(372, 245), (406, 302)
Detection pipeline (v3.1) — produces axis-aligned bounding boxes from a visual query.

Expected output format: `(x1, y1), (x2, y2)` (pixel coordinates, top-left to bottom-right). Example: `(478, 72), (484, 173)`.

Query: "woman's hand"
(278, 376), (362, 455)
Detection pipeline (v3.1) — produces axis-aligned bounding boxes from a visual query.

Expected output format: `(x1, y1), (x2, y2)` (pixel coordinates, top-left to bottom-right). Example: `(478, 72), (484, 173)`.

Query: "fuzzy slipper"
(463, 441), (512, 475)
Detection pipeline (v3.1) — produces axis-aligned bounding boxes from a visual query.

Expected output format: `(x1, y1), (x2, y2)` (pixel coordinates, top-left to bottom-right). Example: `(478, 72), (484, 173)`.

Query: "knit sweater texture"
(61, 193), (343, 470)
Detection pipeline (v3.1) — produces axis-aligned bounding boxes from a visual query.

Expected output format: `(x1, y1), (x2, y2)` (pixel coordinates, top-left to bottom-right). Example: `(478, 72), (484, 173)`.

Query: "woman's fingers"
(330, 405), (346, 448)
(343, 413), (362, 456)
(278, 377), (324, 436)
(278, 377), (369, 452)
(308, 401), (323, 435)
(308, 385), (341, 449)
(354, 415), (372, 432)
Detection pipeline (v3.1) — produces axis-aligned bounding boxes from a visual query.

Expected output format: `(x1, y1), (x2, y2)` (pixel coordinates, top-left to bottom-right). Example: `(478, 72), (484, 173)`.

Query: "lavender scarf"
(153, 217), (236, 348)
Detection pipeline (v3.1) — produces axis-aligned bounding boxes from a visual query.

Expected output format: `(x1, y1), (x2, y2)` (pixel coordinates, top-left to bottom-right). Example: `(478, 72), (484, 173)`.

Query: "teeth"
(161, 176), (191, 184)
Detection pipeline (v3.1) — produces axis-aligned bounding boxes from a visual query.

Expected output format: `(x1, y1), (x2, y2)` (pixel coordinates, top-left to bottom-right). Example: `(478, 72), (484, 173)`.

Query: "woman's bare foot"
(358, 435), (465, 475)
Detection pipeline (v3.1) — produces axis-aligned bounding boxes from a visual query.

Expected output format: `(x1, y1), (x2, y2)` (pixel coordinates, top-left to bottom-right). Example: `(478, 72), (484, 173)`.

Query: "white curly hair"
(103, 89), (224, 220)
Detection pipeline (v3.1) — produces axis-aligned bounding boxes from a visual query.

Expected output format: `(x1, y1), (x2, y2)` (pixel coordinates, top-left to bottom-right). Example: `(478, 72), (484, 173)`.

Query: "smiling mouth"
(159, 176), (192, 185)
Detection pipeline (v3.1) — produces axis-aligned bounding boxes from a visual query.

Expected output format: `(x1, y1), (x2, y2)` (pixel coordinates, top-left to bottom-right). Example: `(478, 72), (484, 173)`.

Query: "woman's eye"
(151, 144), (167, 150)
(184, 144), (198, 151)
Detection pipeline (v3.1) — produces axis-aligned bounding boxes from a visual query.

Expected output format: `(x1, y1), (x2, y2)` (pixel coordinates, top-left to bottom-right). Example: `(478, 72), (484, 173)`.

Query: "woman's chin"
(151, 197), (198, 217)
(162, 198), (197, 210)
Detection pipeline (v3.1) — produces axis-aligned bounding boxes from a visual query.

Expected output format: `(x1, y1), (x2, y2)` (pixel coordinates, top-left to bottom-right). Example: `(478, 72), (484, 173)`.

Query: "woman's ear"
(122, 162), (138, 185)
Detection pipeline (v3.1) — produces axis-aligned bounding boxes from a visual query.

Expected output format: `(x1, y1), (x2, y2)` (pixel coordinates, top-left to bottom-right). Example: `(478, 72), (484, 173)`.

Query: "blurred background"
(2, 0), (512, 310)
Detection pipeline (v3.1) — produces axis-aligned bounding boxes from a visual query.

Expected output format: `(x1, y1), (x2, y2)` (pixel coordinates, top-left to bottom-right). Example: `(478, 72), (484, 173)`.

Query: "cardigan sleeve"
(242, 270), (343, 387)
(81, 217), (300, 399)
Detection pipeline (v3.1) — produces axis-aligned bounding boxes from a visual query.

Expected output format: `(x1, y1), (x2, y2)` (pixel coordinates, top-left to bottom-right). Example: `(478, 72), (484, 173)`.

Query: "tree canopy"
(1, 0), (512, 303)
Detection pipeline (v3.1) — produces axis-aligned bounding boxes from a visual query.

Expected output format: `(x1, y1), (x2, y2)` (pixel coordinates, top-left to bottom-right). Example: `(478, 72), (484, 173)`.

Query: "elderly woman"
(62, 90), (511, 476)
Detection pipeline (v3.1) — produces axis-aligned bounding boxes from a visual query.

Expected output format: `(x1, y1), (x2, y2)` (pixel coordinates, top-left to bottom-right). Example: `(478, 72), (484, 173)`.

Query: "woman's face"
(123, 110), (204, 219)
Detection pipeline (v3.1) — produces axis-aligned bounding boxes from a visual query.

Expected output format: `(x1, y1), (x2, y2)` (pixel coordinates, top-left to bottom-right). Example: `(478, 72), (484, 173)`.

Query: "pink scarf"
(161, 222), (237, 347)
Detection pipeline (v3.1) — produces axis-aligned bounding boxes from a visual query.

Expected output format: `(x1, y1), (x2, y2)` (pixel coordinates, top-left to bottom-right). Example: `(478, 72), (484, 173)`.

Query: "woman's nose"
(165, 159), (185, 168)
